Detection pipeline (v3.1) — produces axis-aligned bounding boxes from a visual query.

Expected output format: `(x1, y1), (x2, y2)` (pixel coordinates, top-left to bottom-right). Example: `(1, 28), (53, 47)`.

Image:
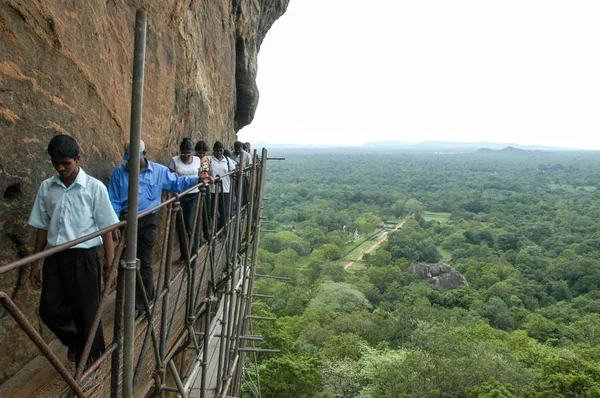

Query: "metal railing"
(0, 149), (268, 398)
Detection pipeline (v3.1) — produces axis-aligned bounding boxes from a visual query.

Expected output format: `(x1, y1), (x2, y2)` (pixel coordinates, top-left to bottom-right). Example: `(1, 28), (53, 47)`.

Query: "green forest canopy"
(248, 148), (600, 398)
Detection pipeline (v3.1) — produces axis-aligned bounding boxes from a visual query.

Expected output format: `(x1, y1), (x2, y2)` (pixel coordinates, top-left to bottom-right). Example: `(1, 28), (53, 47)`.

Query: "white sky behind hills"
(238, 0), (600, 150)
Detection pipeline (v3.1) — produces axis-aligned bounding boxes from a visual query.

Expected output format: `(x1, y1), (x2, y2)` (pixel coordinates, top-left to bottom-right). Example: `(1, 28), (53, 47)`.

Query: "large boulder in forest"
(0, 0), (288, 383)
(408, 263), (468, 290)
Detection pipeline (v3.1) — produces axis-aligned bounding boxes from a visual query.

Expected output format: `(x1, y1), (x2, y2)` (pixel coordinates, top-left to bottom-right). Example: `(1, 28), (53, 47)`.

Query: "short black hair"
(213, 141), (224, 150)
(48, 134), (79, 159)
(233, 141), (243, 150)
(180, 137), (194, 151)
(195, 141), (209, 151)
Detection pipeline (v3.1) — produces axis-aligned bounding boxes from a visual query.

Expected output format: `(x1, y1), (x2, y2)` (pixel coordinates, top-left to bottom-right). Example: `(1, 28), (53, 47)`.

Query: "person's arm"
(108, 168), (123, 217)
(28, 186), (50, 289)
(168, 157), (177, 173)
(29, 229), (48, 289)
(102, 231), (115, 287)
(161, 165), (199, 192)
(206, 161), (214, 184)
(103, 176), (123, 243)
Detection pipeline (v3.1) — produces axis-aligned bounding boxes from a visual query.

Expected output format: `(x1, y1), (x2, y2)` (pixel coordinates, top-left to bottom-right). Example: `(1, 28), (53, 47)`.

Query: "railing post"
(159, 201), (178, 397)
(221, 158), (246, 394)
(237, 149), (268, 397)
(112, 251), (126, 397)
(124, 9), (147, 398)
(200, 285), (212, 398)
(0, 293), (87, 398)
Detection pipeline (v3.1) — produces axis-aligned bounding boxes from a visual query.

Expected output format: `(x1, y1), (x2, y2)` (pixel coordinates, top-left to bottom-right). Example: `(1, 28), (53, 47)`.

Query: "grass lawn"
(439, 248), (452, 260)
(341, 232), (383, 261)
(422, 211), (451, 223)
(345, 261), (367, 273)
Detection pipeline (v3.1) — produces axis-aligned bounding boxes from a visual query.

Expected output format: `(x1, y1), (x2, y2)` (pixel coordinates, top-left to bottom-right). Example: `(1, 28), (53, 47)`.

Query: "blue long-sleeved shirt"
(108, 159), (199, 216)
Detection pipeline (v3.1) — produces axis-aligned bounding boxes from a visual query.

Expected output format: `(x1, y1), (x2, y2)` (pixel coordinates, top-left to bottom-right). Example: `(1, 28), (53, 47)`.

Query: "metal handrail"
(0, 150), (268, 398)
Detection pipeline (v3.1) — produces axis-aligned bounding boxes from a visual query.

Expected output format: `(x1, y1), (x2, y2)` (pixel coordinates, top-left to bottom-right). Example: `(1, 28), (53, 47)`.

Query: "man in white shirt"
(29, 135), (119, 366)
(233, 141), (252, 169)
(233, 141), (253, 206)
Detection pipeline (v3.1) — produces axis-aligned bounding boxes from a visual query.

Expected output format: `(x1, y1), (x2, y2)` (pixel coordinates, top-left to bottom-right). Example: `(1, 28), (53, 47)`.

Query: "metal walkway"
(0, 150), (268, 398)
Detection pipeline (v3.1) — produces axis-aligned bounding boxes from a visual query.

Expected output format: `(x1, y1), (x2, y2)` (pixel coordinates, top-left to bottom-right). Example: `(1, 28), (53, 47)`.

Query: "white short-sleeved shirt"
(168, 156), (201, 193)
(234, 151), (252, 169)
(210, 156), (237, 193)
(28, 168), (120, 249)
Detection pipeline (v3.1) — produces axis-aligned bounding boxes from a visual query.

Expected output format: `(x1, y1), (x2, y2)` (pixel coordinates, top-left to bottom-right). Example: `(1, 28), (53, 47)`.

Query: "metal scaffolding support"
(0, 149), (269, 398)
(123, 9), (147, 397)
(0, 6), (272, 396)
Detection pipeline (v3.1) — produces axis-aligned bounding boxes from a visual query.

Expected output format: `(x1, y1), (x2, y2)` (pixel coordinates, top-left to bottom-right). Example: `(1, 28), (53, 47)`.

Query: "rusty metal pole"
(223, 161), (245, 379)
(160, 202), (178, 398)
(0, 293), (87, 398)
(238, 150), (268, 396)
(124, 9), (147, 398)
(200, 285), (212, 398)
(245, 150), (267, 321)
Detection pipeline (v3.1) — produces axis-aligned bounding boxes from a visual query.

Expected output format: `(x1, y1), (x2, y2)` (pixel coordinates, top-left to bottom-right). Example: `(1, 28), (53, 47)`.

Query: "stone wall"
(0, 0), (288, 381)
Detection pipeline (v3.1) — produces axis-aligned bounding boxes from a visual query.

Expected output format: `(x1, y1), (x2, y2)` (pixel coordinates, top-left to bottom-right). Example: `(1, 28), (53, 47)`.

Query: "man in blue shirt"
(29, 134), (119, 366)
(108, 140), (200, 314)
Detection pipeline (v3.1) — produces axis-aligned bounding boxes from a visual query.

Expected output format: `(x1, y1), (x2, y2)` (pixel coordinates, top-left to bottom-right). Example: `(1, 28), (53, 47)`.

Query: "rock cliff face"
(408, 263), (468, 290)
(0, 0), (288, 382)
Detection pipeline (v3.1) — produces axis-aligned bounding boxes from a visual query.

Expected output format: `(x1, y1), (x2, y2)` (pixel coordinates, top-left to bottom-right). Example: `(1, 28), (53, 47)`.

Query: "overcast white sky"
(238, 0), (600, 149)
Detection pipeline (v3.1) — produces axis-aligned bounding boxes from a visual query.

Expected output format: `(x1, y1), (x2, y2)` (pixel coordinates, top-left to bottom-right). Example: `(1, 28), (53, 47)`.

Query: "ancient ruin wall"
(0, 0), (288, 381)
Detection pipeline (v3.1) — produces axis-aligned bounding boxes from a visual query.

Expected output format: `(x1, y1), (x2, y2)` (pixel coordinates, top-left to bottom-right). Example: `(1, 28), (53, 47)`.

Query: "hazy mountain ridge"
(362, 140), (584, 151)
(256, 140), (591, 152)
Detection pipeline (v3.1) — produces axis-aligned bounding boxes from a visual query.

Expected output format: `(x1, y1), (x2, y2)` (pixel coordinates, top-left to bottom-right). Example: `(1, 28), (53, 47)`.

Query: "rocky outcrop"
(0, 0), (288, 382)
(408, 263), (468, 290)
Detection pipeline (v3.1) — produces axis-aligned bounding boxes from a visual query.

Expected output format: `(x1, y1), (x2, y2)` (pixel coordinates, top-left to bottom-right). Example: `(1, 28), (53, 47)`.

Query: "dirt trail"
(343, 219), (407, 270)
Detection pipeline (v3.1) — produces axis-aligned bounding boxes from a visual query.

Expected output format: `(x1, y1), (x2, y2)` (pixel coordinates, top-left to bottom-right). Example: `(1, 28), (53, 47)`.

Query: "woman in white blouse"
(168, 138), (201, 259)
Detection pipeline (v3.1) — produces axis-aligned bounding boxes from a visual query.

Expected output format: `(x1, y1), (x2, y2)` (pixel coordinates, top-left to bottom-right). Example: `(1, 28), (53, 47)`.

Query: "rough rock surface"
(408, 263), (468, 290)
(0, 0), (288, 382)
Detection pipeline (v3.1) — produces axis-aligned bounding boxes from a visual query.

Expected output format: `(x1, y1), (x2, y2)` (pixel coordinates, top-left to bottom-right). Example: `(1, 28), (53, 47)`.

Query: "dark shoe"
(67, 347), (76, 362)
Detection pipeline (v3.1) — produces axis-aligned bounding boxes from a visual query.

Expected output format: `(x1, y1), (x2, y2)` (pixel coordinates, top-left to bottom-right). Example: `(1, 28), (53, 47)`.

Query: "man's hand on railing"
(112, 229), (121, 242)
(30, 263), (42, 289)
(29, 229), (47, 289)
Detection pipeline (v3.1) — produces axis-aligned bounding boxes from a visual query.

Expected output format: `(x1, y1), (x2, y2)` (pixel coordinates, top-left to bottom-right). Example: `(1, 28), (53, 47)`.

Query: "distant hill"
(255, 140), (592, 153)
(501, 146), (528, 154)
(362, 140), (581, 151)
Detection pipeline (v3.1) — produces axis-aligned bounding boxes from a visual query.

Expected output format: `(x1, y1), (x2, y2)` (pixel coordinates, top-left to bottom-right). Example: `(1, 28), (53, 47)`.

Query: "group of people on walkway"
(27, 134), (253, 372)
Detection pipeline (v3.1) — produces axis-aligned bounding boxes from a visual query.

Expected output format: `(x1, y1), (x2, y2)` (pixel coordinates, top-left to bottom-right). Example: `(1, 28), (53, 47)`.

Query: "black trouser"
(136, 212), (159, 311)
(200, 187), (212, 240)
(40, 248), (105, 366)
(177, 193), (198, 258)
(211, 192), (230, 231)
(235, 175), (250, 208)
